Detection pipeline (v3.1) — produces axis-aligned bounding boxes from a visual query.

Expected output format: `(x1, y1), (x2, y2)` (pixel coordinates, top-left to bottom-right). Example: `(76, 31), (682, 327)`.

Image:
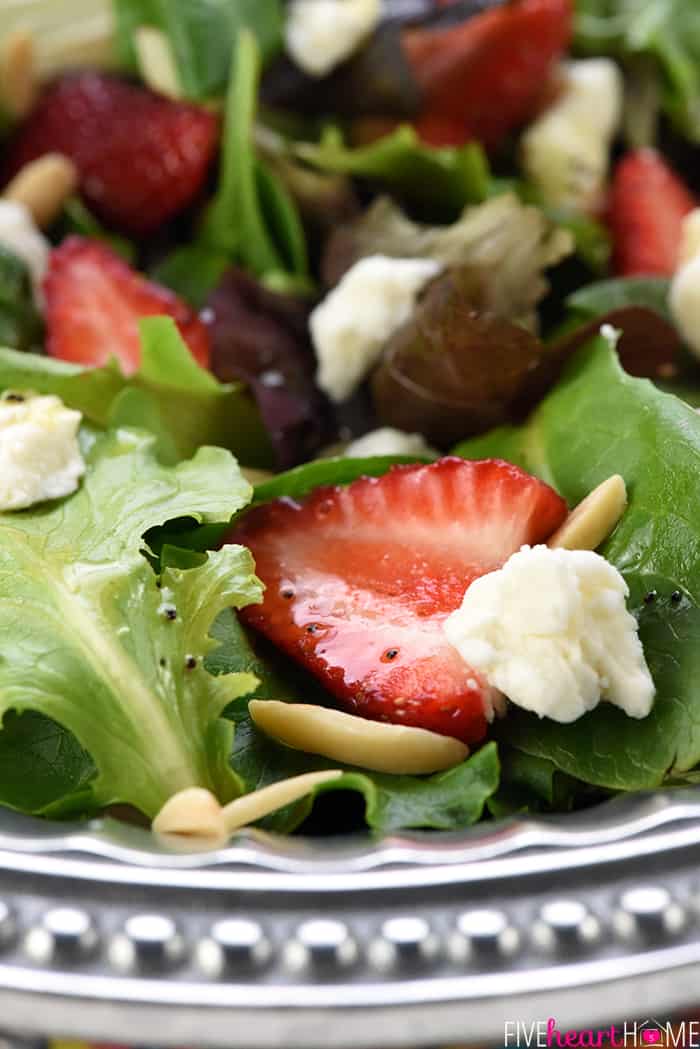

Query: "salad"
(1, 0), (700, 844)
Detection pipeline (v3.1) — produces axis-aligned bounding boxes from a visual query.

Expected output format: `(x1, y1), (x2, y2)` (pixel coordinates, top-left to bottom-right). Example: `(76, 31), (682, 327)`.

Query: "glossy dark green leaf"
(457, 336), (700, 789)
(251, 454), (427, 506)
(0, 245), (42, 353)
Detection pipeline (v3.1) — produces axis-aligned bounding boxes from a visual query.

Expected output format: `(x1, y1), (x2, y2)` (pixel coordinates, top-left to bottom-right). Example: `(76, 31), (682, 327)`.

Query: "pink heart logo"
(643, 1030), (661, 1044)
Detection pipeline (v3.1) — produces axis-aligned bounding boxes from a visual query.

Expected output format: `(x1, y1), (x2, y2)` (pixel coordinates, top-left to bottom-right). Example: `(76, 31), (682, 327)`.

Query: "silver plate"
(1, 790), (700, 1046)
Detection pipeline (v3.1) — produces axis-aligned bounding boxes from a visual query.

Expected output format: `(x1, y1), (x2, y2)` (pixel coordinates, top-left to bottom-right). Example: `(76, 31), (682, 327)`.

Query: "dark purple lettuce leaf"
(261, 23), (421, 118)
(372, 266), (557, 446)
(203, 269), (330, 469)
(552, 307), (682, 381)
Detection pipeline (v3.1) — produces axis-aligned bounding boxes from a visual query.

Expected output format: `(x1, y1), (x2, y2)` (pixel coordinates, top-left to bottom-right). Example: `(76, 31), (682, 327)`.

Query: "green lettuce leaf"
(0, 317), (273, 467)
(0, 711), (96, 817)
(0, 427), (261, 818)
(52, 196), (135, 263)
(566, 276), (672, 321)
(294, 125), (490, 221)
(0, 246), (42, 353)
(488, 746), (609, 817)
(198, 30), (309, 285)
(114, 0), (283, 100)
(156, 30), (310, 303)
(574, 0), (700, 143)
(251, 453), (429, 506)
(455, 334), (700, 790)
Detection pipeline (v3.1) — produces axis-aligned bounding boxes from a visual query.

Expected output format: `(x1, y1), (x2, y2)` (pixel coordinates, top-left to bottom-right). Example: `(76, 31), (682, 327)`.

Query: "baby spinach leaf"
(52, 197), (135, 263)
(456, 335), (700, 789)
(566, 277), (672, 321)
(114, 0), (283, 100)
(199, 30), (309, 285)
(0, 711), (96, 817)
(294, 124), (490, 221)
(575, 0), (700, 143)
(150, 246), (230, 309)
(0, 246), (42, 353)
(0, 428), (261, 818)
(251, 454), (428, 506)
(0, 317), (273, 467)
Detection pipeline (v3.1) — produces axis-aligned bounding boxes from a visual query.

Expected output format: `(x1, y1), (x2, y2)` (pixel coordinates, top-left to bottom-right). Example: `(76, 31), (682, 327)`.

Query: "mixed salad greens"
(2, 0), (700, 840)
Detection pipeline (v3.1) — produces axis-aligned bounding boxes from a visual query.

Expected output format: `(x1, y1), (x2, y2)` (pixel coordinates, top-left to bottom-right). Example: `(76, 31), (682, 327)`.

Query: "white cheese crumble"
(0, 394), (85, 511)
(521, 59), (623, 213)
(311, 254), (441, 402)
(670, 209), (700, 360)
(443, 544), (655, 724)
(0, 199), (50, 306)
(344, 427), (438, 458)
(285, 0), (381, 78)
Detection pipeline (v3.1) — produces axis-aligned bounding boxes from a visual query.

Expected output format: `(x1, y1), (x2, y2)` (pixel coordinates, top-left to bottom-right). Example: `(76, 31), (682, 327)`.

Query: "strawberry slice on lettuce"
(230, 458), (567, 743)
(44, 237), (211, 375)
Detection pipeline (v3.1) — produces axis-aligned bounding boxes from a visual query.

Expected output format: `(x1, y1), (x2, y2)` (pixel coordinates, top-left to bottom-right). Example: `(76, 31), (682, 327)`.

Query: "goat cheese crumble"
(521, 59), (623, 213)
(285, 0), (382, 78)
(443, 544), (655, 724)
(310, 254), (441, 402)
(344, 427), (438, 458)
(670, 209), (700, 360)
(0, 393), (85, 511)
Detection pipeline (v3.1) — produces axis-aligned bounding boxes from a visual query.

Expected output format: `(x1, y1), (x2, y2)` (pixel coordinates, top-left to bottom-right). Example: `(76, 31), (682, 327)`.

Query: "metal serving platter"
(1, 792), (700, 1047)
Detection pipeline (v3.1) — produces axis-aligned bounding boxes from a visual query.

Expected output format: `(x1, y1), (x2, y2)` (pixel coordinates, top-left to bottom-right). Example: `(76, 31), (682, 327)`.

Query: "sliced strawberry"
(230, 458), (567, 743)
(608, 150), (696, 277)
(4, 73), (218, 236)
(44, 237), (210, 375)
(402, 0), (572, 150)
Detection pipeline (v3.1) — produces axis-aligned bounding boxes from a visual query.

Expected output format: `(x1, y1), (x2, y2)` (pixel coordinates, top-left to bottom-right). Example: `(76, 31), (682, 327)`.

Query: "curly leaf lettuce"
(0, 428), (261, 817)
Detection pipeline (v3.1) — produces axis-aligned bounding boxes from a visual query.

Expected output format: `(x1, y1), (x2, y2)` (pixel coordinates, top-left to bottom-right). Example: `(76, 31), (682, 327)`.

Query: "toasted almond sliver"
(547, 474), (627, 552)
(4, 153), (79, 229)
(0, 30), (37, 119)
(152, 787), (227, 844)
(134, 27), (182, 100)
(221, 769), (343, 832)
(249, 700), (469, 775)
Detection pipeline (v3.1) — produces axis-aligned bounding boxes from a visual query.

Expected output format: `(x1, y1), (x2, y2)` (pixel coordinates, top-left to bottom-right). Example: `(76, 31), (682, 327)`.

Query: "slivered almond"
(134, 27), (182, 100)
(0, 30), (37, 119)
(152, 787), (227, 844)
(152, 771), (342, 843)
(548, 474), (627, 551)
(4, 153), (79, 229)
(249, 700), (469, 774)
(220, 769), (343, 832)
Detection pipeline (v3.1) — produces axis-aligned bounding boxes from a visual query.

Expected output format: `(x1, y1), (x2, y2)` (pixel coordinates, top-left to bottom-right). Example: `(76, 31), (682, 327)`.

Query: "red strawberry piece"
(230, 458), (567, 744)
(608, 149), (696, 277)
(402, 0), (572, 150)
(4, 73), (218, 236)
(44, 236), (210, 375)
